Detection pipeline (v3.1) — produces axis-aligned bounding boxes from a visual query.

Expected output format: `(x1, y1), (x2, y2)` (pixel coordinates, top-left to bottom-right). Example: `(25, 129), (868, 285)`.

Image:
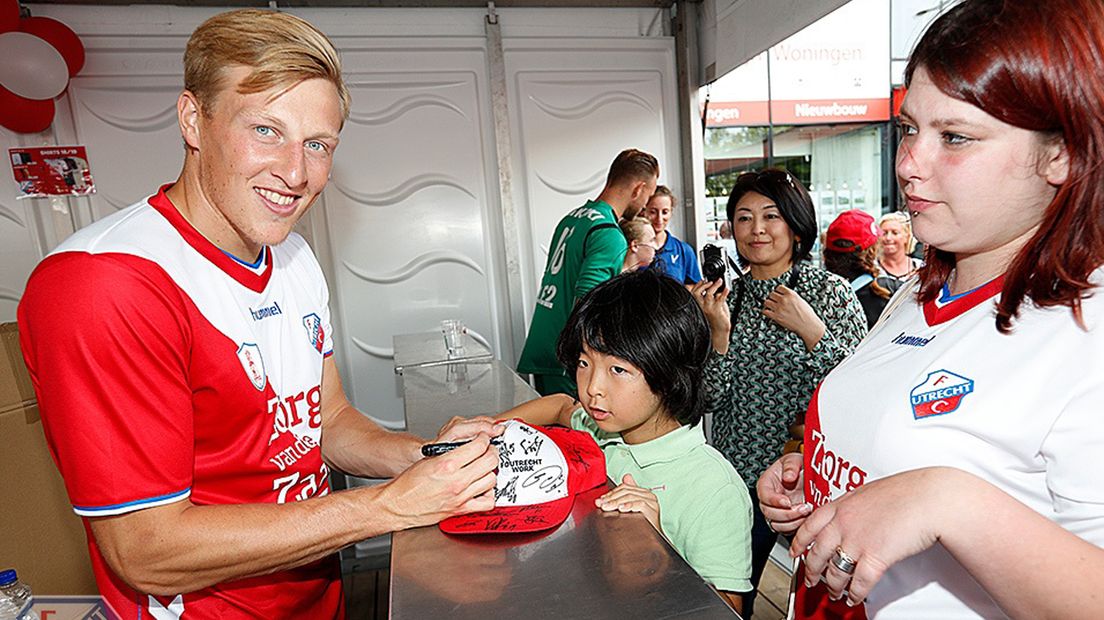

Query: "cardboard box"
(0, 322), (97, 594)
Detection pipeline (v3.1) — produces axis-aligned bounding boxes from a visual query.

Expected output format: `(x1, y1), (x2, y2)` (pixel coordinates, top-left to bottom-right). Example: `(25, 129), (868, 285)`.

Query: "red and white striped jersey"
(18, 185), (343, 619)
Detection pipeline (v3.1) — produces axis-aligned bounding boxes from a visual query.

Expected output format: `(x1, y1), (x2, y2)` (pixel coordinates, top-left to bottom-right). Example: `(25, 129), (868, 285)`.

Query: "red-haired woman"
(756, 0), (1104, 617)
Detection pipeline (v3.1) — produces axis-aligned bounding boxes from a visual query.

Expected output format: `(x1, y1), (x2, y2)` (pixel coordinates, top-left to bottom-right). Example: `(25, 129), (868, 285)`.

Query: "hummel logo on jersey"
(303, 313), (324, 353)
(910, 369), (973, 419)
(250, 301), (282, 321)
(891, 331), (935, 347)
(237, 342), (267, 391)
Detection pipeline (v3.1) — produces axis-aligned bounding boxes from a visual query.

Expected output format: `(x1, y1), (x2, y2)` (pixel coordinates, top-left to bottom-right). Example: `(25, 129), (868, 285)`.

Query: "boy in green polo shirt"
(500, 269), (752, 612)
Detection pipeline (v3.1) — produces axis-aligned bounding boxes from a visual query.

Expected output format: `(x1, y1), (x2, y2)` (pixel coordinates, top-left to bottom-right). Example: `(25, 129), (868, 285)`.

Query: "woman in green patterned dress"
(689, 169), (867, 615)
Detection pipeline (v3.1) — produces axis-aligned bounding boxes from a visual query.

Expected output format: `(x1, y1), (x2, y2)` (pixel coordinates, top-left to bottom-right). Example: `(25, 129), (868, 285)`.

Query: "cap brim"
(440, 495), (573, 535)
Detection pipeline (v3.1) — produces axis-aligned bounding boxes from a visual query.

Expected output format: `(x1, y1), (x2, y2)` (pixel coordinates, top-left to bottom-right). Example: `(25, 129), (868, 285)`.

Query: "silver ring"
(766, 519), (775, 532)
(831, 546), (857, 574)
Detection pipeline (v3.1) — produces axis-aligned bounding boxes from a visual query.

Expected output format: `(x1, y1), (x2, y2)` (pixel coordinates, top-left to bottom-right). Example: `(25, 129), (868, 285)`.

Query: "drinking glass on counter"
(441, 319), (466, 357)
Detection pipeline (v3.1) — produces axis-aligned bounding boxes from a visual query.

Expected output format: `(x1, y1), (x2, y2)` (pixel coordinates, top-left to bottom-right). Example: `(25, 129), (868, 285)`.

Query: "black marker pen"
(421, 437), (502, 458)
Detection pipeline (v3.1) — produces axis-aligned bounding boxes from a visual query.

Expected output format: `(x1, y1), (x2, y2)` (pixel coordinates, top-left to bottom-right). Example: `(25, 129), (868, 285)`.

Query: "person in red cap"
(823, 209), (893, 328)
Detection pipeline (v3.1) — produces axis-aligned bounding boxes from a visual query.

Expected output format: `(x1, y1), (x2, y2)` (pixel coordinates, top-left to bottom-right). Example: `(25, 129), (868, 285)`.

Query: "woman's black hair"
(725, 168), (817, 264)
(555, 269), (711, 427)
(823, 247), (891, 300)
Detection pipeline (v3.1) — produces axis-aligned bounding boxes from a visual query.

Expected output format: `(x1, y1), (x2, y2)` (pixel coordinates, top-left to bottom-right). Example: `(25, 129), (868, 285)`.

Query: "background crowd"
(519, 2), (1104, 618)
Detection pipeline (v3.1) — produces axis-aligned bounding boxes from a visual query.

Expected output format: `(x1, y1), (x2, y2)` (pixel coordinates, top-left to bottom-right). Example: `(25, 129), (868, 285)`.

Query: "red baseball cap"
(439, 420), (607, 535)
(825, 209), (880, 252)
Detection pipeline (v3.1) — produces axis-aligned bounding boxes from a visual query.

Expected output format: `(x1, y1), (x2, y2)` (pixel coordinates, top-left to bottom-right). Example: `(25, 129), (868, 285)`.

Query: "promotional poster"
(9, 146), (95, 198)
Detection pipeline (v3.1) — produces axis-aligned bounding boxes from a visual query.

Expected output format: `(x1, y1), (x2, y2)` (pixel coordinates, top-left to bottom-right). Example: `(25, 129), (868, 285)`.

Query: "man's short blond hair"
(185, 9), (351, 121)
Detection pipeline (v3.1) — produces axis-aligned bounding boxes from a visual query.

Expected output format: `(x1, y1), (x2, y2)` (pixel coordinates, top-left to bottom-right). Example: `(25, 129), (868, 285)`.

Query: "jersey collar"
(922, 275), (1004, 326)
(148, 184), (273, 293)
(623, 423), (704, 467)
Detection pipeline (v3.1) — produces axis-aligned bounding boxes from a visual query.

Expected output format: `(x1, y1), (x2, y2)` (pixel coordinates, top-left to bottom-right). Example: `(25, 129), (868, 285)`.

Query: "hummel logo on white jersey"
(891, 331), (935, 347)
(250, 301), (282, 321)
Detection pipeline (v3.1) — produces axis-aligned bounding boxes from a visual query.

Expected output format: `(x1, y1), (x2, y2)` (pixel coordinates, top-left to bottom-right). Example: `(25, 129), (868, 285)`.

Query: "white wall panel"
(317, 42), (504, 427)
(0, 130), (48, 322)
(61, 78), (186, 225)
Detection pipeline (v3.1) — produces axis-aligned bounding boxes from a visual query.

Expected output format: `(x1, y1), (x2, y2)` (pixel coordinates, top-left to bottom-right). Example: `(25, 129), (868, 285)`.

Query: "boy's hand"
(596, 474), (661, 531)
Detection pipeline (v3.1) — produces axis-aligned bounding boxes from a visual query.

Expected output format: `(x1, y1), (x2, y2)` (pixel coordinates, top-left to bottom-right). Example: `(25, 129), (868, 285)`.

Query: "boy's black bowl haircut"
(556, 269), (711, 427)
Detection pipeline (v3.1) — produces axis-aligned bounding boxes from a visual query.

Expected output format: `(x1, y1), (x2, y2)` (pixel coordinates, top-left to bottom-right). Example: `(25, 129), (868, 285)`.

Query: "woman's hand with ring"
(821, 546), (859, 601)
(790, 467), (954, 606)
(831, 546), (857, 574)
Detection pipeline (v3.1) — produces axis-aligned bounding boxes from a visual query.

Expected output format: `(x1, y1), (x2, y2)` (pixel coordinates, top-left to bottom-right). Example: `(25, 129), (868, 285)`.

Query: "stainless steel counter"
(389, 333), (739, 619)
(391, 485), (739, 619)
(392, 330), (493, 374)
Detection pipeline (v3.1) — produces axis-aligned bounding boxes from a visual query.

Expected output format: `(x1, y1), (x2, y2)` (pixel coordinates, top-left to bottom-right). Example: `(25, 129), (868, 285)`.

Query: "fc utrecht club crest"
(303, 313), (324, 353)
(909, 369), (974, 419)
(237, 342), (267, 391)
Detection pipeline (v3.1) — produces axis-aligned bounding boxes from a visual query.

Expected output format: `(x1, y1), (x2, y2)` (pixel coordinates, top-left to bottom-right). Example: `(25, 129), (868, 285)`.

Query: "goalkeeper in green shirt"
(517, 148), (659, 396)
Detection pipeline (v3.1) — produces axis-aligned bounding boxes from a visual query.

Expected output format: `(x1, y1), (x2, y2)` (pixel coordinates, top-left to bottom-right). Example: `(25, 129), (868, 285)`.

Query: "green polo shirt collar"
(621, 423), (705, 468)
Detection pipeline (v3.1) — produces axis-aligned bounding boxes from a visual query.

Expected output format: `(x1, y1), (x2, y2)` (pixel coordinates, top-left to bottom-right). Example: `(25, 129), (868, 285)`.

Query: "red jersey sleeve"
(18, 252), (195, 516)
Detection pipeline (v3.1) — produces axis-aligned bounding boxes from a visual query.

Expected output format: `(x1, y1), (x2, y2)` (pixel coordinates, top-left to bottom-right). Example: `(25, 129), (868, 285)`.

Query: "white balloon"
(0, 31), (69, 100)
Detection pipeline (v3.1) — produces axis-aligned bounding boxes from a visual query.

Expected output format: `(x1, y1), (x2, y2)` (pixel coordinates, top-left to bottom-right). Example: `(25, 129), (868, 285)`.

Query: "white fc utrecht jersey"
(18, 185), (343, 619)
(802, 275), (1104, 619)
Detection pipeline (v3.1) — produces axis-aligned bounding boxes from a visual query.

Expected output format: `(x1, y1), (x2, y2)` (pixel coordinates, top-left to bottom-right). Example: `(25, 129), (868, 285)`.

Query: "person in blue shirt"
(645, 185), (702, 284)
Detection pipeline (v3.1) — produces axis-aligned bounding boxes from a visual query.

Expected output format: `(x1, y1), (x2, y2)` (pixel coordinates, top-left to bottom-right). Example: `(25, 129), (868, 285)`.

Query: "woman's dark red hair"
(906, 0), (1104, 332)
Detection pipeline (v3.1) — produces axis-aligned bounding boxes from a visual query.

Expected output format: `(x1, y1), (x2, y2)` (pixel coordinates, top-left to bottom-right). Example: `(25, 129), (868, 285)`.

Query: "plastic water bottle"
(0, 570), (39, 620)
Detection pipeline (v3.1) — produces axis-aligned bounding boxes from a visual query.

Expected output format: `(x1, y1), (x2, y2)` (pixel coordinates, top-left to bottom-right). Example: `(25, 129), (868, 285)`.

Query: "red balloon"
(19, 16), (84, 77)
(0, 0), (18, 33)
(0, 85), (55, 133)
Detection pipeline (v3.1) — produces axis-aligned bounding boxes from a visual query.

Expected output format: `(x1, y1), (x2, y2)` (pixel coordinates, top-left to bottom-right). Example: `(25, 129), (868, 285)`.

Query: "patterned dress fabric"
(704, 262), (867, 487)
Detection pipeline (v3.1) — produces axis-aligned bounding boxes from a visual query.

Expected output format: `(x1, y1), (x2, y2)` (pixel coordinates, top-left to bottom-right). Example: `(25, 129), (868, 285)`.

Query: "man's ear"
(1043, 138), (1070, 187)
(629, 180), (646, 201)
(178, 90), (203, 150)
